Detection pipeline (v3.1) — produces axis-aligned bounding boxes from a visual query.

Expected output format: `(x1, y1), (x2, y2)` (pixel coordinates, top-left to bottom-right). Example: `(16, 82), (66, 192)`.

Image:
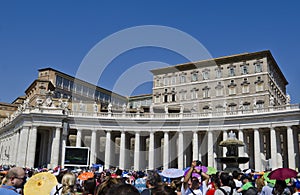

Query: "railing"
(1, 104), (299, 128)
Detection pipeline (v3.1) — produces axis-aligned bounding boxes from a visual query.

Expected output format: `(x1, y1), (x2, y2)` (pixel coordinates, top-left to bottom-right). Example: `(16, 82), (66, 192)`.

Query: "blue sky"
(0, 1), (299, 103)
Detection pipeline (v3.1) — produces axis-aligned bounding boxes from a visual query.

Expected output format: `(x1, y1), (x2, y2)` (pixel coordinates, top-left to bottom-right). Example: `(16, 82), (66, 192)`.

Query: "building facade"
(0, 50), (299, 171)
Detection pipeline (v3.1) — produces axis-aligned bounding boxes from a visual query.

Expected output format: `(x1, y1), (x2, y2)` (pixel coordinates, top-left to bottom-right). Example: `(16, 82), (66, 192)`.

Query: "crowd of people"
(1, 161), (300, 195)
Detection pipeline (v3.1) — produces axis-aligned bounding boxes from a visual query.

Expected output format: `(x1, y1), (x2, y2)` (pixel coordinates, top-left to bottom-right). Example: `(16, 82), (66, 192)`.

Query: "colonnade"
(0, 124), (299, 171)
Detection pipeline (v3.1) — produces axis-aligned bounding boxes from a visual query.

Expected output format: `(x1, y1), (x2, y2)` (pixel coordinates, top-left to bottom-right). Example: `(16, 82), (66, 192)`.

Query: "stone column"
(76, 129), (82, 147)
(163, 131), (169, 170)
(222, 130), (228, 170)
(254, 128), (262, 171)
(270, 127), (278, 169)
(148, 131), (155, 170)
(192, 131), (199, 161)
(207, 130), (214, 167)
(17, 126), (29, 167)
(238, 129), (247, 170)
(61, 135), (67, 168)
(12, 132), (20, 165)
(104, 130), (111, 169)
(50, 127), (61, 168)
(90, 129), (97, 166)
(26, 126), (38, 168)
(287, 126), (296, 169)
(119, 130), (126, 170)
(177, 131), (184, 170)
(134, 131), (140, 170)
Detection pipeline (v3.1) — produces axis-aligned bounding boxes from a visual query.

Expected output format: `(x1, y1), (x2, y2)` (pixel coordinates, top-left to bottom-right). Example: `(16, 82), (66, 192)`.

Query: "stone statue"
(108, 102), (112, 113)
(23, 98), (29, 109)
(35, 97), (43, 107)
(150, 103), (154, 114)
(228, 130), (236, 139)
(45, 96), (52, 107)
(164, 105), (168, 114)
(136, 104), (141, 113)
(270, 96), (275, 106)
(122, 103), (127, 113)
(93, 102), (98, 112)
(286, 94), (291, 105)
(223, 101), (227, 108)
(191, 103), (197, 113)
(79, 100), (84, 111)
(253, 98), (257, 109)
(180, 104), (184, 114)
(239, 100), (243, 110)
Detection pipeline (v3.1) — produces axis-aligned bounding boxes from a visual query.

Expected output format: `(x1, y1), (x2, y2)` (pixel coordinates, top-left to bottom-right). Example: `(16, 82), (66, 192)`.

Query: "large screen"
(64, 147), (89, 166)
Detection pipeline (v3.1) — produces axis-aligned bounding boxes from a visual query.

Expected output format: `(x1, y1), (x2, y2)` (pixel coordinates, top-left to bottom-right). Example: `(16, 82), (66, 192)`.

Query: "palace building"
(0, 50), (299, 171)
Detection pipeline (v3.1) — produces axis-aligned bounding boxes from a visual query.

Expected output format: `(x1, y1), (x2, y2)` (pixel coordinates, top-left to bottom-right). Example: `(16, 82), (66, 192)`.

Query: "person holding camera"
(182, 160), (210, 195)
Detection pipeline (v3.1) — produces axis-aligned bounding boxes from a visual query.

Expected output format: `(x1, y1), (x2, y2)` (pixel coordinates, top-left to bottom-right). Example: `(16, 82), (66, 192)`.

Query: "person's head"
(191, 177), (200, 189)
(256, 177), (265, 192)
(146, 171), (162, 188)
(106, 183), (140, 195)
(152, 183), (177, 195)
(240, 174), (252, 184)
(232, 170), (242, 180)
(83, 178), (96, 194)
(5, 167), (25, 188)
(61, 172), (76, 195)
(273, 180), (287, 194)
(219, 172), (231, 186)
(95, 176), (122, 195)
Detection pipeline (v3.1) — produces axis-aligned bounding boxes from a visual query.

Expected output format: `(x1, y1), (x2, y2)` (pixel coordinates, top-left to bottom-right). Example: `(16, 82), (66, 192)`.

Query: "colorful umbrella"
(206, 166), (217, 175)
(78, 171), (94, 180)
(268, 168), (298, 180)
(184, 165), (207, 176)
(160, 168), (185, 178)
(24, 172), (58, 195)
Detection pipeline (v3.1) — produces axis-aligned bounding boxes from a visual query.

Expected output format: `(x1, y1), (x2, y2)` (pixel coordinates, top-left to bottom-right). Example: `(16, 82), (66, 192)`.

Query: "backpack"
(219, 187), (233, 195)
(243, 187), (258, 195)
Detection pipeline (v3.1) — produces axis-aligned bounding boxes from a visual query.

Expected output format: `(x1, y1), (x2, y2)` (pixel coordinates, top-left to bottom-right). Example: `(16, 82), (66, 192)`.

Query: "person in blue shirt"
(0, 167), (26, 195)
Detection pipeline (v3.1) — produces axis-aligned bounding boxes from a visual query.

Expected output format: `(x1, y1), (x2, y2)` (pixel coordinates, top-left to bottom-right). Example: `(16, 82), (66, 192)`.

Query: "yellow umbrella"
(24, 172), (58, 195)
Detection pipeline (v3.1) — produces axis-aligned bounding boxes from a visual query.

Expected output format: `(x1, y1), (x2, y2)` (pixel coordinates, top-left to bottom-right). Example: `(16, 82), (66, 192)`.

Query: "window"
(191, 88), (198, 100)
(202, 69), (210, 80)
(241, 63), (249, 75)
(256, 83), (264, 92)
(63, 78), (70, 90)
(172, 94), (176, 102)
(242, 85), (249, 93)
(164, 89), (168, 102)
(171, 88), (176, 102)
(228, 66), (235, 76)
(191, 72), (198, 82)
(229, 87), (236, 95)
(203, 86), (210, 98)
(256, 100), (264, 109)
(215, 68), (222, 79)
(254, 61), (263, 73)
(243, 102), (250, 111)
(163, 77), (169, 86)
(241, 78), (250, 93)
(228, 104), (236, 112)
(56, 76), (63, 88)
(179, 90), (187, 100)
(154, 95), (160, 103)
(180, 75), (186, 83)
(215, 82), (224, 97)
(171, 76), (176, 85)
(155, 79), (161, 87)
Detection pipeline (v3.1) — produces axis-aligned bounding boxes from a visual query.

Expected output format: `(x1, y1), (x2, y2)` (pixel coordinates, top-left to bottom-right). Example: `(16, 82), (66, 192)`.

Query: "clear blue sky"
(0, 1), (299, 103)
